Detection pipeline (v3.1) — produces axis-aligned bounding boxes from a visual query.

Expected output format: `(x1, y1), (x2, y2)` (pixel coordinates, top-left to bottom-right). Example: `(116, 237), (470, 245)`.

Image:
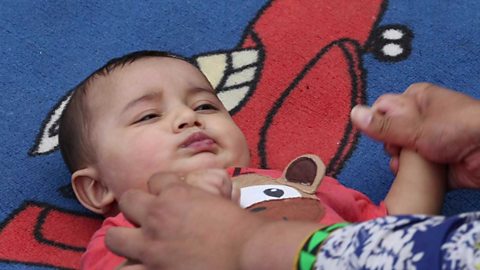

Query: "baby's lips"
(181, 131), (213, 148)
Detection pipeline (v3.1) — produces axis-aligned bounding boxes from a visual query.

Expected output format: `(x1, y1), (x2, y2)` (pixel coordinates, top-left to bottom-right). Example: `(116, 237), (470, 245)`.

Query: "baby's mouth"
(181, 132), (216, 152)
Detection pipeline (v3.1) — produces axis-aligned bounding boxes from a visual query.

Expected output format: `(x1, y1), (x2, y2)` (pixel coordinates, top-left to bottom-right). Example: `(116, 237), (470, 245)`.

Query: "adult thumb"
(350, 105), (404, 145)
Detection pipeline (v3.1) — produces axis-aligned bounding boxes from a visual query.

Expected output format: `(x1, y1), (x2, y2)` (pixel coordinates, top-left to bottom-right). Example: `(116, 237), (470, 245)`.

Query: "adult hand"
(351, 82), (480, 189)
(105, 172), (258, 270)
(105, 172), (321, 270)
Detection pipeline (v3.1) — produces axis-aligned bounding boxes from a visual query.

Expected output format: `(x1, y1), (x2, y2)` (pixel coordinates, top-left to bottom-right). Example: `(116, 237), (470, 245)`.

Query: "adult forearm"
(240, 220), (322, 270)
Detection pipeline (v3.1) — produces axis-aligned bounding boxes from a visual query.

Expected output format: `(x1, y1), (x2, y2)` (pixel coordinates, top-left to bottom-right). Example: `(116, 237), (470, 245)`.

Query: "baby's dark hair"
(59, 50), (185, 173)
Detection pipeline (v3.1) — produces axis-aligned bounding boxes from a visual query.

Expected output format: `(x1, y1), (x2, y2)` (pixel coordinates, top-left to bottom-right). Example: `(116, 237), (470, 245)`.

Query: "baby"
(59, 50), (446, 269)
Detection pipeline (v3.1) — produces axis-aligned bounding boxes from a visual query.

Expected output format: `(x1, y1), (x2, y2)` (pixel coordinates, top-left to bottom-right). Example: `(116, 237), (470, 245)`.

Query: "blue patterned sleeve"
(315, 212), (480, 270)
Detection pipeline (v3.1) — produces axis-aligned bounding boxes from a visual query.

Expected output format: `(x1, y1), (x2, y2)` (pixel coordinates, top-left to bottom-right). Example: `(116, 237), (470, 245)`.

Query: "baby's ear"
(71, 167), (115, 215)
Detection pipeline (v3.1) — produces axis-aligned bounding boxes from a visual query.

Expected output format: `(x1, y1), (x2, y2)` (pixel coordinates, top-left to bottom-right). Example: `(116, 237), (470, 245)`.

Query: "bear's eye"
(264, 188), (284, 198)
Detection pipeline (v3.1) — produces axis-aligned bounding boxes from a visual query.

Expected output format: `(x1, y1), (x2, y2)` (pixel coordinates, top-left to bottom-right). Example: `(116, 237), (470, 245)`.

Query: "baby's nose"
(174, 109), (202, 131)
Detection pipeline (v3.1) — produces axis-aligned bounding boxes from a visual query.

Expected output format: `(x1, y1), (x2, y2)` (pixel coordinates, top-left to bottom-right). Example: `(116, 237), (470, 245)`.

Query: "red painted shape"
(0, 203), (101, 269)
(234, 0), (384, 171)
(41, 207), (101, 251)
(265, 42), (363, 169)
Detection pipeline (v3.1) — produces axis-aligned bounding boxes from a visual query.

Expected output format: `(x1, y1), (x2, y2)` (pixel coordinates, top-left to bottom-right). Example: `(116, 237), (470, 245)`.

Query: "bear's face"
(233, 155), (326, 222)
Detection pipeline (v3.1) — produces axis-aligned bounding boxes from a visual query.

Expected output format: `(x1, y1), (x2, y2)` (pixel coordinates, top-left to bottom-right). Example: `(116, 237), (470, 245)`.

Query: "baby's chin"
(180, 155), (225, 172)
(225, 155), (251, 169)
(179, 153), (250, 173)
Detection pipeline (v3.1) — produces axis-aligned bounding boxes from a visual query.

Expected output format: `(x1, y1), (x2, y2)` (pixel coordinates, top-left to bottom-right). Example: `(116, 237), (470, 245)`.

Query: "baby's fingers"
(389, 156), (400, 175)
(384, 143), (400, 175)
(184, 169), (232, 198)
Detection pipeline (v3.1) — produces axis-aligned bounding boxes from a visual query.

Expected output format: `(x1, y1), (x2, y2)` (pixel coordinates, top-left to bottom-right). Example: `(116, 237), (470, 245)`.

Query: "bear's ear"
(280, 154), (325, 194)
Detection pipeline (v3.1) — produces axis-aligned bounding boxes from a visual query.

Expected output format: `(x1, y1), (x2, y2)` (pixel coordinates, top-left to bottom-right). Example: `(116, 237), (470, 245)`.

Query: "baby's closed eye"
(135, 113), (161, 123)
(194, 103), (218, 111)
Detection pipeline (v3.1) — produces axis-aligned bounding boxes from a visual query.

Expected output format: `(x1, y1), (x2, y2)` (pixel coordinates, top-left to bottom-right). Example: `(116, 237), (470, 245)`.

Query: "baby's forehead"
(96, 56), (203, 84)
(83, 56), (213, 107)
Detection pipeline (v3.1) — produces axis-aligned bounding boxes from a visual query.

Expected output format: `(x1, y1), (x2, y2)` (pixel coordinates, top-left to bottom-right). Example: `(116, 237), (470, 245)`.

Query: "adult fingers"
(404, 82), (433, 97)
(118, 189), (155, 226)
(371, 93), (405, 113)
(350, 103), (419, 148)
(147, 172), (183, 196)
(351, 105), (394, 141)
(115, 260), (146, 270)
(106, 227), (145, 261)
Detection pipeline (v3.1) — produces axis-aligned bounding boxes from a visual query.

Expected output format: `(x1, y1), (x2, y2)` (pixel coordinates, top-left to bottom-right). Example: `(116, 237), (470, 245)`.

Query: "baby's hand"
(182, 169), (240, 203)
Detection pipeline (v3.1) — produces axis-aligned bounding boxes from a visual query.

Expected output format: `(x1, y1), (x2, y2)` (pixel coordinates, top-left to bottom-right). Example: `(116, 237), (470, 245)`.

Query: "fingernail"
(351, 106), (373, 129)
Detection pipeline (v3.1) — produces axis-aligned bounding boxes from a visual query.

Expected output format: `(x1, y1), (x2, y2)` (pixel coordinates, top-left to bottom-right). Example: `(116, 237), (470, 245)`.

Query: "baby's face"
(86, 57), (250, 198)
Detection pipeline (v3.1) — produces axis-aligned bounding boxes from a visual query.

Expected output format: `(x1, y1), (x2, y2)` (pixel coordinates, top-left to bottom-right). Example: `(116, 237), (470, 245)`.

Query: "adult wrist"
(239, 220), (322, 270)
